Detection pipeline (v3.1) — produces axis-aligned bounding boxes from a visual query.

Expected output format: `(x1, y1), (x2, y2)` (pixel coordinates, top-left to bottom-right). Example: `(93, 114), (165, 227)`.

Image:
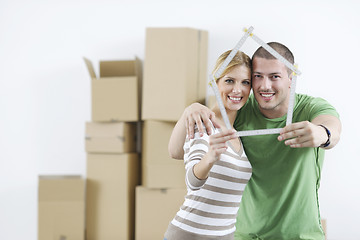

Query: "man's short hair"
(253, 42), (294, 75)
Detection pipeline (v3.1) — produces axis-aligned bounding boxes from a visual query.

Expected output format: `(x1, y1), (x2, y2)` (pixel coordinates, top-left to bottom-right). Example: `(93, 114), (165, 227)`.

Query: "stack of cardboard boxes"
(135, 27), (208, 240)
(38, 27), (208, 240)
(83, 57), (142, 240)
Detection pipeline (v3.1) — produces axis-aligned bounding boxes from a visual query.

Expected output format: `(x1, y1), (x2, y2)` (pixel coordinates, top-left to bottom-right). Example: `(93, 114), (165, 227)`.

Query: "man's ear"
(288, 73), (293, 88)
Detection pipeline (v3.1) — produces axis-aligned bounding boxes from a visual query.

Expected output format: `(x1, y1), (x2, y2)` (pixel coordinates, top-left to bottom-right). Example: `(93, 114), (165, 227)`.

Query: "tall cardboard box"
(142, 27), (208, 121)
(86, 153), (140, 240)
(84, 57), (142, 122)
(85, 122), (137, 153)
(142, 120), (186, 188)
(38, 175), (85, 240)
(135, 186), (187, 240)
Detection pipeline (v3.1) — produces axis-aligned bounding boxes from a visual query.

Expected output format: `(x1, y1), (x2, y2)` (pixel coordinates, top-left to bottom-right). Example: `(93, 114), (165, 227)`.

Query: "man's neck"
(258, 106), (288, 119)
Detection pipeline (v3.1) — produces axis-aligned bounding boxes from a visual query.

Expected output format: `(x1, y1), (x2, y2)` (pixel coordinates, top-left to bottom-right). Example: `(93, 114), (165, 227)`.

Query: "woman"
(164, 50), (252, 240)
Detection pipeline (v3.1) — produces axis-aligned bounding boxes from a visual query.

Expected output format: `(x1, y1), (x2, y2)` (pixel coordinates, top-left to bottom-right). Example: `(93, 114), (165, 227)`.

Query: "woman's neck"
(211, 106), (237, 129)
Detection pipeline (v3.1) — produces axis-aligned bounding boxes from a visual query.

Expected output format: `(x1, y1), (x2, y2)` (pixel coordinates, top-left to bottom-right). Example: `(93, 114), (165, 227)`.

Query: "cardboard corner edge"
(83, 57), (97, 79)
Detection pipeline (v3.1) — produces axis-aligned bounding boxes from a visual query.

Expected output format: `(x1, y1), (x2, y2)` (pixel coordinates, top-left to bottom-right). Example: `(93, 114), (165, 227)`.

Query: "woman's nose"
(232, 83), (241, 93)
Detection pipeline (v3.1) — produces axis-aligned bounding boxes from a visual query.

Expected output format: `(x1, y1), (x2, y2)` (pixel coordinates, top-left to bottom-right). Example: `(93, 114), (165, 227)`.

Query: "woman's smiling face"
(217, 64), (251, 112)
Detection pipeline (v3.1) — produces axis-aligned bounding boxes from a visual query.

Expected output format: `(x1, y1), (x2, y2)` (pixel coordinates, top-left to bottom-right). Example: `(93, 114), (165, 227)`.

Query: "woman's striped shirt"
(164, 124), (252, 240)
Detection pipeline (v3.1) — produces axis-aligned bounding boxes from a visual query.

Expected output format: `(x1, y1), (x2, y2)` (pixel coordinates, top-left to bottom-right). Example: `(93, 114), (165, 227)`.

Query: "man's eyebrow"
(252, 72), (282, 75)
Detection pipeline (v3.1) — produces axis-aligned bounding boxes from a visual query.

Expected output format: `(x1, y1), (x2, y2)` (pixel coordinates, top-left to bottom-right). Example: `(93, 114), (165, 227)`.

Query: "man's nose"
(261, 78), (271, 89)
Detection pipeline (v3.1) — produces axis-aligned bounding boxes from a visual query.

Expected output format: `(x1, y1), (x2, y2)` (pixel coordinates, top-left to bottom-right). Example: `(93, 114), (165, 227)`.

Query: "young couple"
(164, 42), (341, 240)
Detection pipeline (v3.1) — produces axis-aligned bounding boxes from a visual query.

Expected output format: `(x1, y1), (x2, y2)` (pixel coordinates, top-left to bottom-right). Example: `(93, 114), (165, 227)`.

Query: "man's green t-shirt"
(233, 93), (339, 240)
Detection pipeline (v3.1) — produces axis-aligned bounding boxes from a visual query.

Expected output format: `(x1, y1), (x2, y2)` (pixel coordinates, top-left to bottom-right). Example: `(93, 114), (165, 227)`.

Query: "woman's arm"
(193, 129), (237, 179)
(185, 128), (237, 191)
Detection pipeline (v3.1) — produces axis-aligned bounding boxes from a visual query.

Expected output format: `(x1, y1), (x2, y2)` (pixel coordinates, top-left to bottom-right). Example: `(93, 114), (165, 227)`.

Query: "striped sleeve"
(183, 124), (212, 191)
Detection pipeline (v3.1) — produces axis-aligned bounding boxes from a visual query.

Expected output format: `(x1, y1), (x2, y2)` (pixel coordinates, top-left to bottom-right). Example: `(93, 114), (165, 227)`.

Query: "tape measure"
(210, 26), (301, 137)
(235, 128), (282, 137)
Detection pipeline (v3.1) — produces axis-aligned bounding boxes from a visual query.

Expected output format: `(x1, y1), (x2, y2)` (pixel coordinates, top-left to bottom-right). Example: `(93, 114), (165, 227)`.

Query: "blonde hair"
(212, 50), (251, 82)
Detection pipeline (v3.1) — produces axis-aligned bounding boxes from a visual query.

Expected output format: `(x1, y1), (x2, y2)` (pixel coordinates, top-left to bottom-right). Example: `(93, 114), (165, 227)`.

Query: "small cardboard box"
(84, 57), (142, 122)
(38, 175), (85, 240)
(86, 153), (140, 240)
(142, 120), (185, 188)
(85, 122), (137, 153)
(142, 27), (208, 121)
(135, 186), (187, 240)
(321, 218), (327, 240)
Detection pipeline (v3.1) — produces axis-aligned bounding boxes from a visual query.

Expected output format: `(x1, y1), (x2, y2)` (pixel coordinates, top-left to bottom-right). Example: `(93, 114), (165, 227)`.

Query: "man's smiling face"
(252, 57), (292, 119)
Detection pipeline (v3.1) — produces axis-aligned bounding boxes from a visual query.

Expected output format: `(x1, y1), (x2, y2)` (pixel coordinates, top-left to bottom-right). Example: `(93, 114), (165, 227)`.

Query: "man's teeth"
(229, 96), (241, 101)
(261, 93), (274, 97)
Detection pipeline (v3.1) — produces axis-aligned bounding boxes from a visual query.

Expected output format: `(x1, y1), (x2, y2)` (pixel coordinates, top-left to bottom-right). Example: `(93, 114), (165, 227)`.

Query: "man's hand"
(278, 114), (341, 149)
(184, 103), (220, 139)
(278, 121), (328, 148)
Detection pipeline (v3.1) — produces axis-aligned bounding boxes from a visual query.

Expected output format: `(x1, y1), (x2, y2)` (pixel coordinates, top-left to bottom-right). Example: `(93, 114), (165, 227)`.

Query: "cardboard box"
(135, 186), (187, 240)
(321, 218), (327, 240)
(206, 94), (217, 109)
(84, 57), (142, 122)
(85, 122), (137, 153)
(86, 153), (140, 240)
(142, 120), (185, 188)
(38, 175), (85, 240)
(142, 27), (208, 121)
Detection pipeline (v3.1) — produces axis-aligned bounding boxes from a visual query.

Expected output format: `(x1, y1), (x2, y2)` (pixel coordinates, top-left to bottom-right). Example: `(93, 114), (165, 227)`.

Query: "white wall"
(0, 0), (358, 239)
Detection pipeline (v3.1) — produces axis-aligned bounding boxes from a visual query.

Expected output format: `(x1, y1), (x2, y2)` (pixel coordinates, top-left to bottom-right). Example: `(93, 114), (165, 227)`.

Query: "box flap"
(83, 57), (97, 79)
(99, 60), (136, 77)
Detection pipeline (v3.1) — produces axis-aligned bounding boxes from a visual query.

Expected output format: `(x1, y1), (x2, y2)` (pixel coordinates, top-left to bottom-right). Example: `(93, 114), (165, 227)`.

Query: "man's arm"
(278, 114), (341, 149)
(168, 112), (187, 159)
(168, 103), (220, 159)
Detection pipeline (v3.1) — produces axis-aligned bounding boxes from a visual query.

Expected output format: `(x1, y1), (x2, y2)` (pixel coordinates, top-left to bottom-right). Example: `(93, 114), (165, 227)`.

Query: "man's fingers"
(210, 113), (221, 129)
(187, 117), (195, 139)
(278, 128), (306, 141)
(199, 111), (213, 136)
(285, 134), (319, 148)
(280, 121), (306, 133)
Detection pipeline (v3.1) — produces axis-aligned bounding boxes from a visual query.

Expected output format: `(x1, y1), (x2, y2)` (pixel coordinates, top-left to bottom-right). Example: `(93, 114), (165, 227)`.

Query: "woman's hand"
(193, 129), (237, 179)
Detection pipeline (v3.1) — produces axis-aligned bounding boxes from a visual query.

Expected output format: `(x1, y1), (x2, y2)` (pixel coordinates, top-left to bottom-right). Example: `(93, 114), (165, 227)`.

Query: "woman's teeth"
(229, 96), (241, 101)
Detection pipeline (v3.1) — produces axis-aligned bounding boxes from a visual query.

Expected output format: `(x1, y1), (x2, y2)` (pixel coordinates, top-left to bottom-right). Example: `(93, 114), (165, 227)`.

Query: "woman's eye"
(225, 79), (234, 83)
(242, 80), (250, 85)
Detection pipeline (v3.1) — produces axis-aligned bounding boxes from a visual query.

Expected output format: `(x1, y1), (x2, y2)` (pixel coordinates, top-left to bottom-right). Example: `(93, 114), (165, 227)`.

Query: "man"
(168, 42), (341, 239)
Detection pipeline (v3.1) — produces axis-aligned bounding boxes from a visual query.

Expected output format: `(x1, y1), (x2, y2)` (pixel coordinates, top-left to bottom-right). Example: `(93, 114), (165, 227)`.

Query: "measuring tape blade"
(286, 74), (297, 126)
(250, 34), (301, 76)
(214, 27), (254, 79)
(209, 76), (232, 130)
(236, 128), (282, 137)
